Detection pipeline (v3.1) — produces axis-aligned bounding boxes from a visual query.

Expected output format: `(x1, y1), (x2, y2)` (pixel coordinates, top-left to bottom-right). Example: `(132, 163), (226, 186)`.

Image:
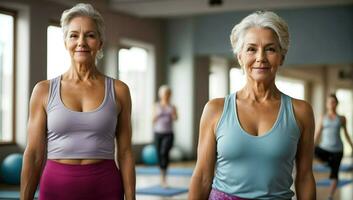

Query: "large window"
(47, 25), (70, 79)
(229, 67), (245, 93)
(0, 11), (15, 143)
(118, 46), (154, 144)
(276, 76), (305, 100)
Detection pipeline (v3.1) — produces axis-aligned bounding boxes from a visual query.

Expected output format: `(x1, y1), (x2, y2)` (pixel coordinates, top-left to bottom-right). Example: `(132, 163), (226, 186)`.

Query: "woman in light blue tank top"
(21, 4), (135, 200)
(314, 93), (353, 200)
(189, 11), (316, 200)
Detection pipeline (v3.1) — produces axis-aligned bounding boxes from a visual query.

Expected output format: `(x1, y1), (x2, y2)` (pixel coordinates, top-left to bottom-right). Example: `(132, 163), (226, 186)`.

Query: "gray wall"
(193, 5), (353, 65)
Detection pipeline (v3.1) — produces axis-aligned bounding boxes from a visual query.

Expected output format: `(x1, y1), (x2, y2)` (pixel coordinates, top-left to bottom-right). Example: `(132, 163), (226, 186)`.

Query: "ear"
(99, 40), (103, 49)
(237, 53), (243, 67)
(280, 55), (285, 66)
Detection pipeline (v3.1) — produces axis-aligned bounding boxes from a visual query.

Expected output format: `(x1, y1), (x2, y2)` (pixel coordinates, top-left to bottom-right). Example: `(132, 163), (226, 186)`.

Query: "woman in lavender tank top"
(153, 85), (178, 187)
(20, 3), (135, 200)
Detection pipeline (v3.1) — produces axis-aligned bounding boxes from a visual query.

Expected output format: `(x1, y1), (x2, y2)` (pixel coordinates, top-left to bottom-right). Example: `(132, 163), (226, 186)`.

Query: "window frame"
(0, 7), (17, 145)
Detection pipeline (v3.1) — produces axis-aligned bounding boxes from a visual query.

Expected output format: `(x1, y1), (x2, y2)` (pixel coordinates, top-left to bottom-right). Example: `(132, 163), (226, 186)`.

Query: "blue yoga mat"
(136, 167), (193, 176)
(316, 179), (353, 188)
(313, 163), (353, 172)
(0, 190), (39, 199)
(137, 185), (188, 196)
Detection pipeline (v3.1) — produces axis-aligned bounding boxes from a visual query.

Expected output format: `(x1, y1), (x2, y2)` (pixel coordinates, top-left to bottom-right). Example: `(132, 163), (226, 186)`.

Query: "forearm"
(295, 173), (316, 200)
(20, 153), (44, 200)
(118, 150), (136, 200)
(188, 174), (212, 200)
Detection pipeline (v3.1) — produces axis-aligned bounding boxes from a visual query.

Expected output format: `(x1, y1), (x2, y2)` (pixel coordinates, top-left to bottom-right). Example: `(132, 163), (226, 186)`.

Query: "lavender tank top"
(46, 76), (119, 160)
(153, 103), (174, 133)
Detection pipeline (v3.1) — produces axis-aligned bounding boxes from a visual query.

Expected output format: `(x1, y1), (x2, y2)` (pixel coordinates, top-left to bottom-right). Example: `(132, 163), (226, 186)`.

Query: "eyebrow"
(68, 30), (97, 34)
(245, 43), (277, 47)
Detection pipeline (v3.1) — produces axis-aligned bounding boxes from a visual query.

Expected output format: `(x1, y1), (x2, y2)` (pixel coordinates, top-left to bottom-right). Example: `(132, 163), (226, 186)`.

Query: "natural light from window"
(47, 25), (70, 79)
(119, 47), (153, 144)
(0, 13), (14, 142)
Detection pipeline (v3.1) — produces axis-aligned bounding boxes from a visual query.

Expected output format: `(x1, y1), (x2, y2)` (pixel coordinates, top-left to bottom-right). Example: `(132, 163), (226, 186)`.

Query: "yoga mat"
(316, 179), (353, 188)
(0, 190), (39, 199)
(136, 167), (193, 176)
(137, 185), (188, 196)
(313, 163), (353, 172)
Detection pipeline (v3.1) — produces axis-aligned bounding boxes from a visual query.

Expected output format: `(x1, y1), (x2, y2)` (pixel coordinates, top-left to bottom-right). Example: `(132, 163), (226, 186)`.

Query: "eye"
(69, 34), (78, 38)
(265, 47), (277, 52)
(246, 47), (256, 52)
(86, 33), (97, 38)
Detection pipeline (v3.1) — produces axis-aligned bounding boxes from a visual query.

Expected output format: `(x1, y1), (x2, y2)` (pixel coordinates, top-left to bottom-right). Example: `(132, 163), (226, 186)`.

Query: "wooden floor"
(0, 159), (352, 200)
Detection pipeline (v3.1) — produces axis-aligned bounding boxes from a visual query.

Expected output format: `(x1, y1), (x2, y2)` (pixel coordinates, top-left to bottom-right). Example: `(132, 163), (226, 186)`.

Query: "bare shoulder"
(291, 98), (314, 131)
(31, 80), (50, 105)
(201, 98), (225, 127)
(113, 79), (130, 95)
(204, 98), (225, 114)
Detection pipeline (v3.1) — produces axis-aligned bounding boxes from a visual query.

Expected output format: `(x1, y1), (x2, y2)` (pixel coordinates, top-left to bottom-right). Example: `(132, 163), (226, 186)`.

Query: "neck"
(239, 81), (280, 102)
(65, 62), (100, 81)
(160, 99), (169, 105)
(327, 110), (336, 115)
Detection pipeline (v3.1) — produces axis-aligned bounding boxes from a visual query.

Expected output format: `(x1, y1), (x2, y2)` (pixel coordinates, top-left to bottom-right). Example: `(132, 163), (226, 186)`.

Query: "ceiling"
(108, 0), (353, 18)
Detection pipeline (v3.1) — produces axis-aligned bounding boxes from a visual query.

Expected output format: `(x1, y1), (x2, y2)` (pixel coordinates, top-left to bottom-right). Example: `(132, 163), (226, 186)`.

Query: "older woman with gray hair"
(189, 11), (315, 199)
(21, 3), (135, 200)
(152, 85), (178, 187)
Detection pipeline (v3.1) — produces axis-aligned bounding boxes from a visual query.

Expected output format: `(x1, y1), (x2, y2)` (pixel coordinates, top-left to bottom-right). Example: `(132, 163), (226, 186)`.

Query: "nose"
(77, 34), (87, 47)
(256, 49), (267, 63)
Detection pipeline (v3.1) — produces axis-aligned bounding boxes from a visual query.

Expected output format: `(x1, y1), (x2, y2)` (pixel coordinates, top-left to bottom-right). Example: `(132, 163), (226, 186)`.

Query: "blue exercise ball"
(142, 145), (158, 165)
(1, 153), (23, 185)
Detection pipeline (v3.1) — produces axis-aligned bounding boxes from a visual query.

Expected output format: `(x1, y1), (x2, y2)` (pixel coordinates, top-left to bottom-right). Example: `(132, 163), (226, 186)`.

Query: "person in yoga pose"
(153, 85), (178, 187)
(314, 93), (353, 200)
(189, 11), (316, 200)
(20, 3), (135, 200)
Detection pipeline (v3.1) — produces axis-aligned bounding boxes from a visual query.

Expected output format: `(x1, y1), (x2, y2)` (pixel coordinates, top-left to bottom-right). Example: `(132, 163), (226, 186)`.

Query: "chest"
(236, 100), (281, 136)
(60, 81), (105, 112)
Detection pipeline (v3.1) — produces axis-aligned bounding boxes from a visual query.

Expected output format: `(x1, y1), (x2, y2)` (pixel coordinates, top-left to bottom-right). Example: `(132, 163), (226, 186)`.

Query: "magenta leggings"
(39, 160), (124, 200)
(209, 188), (248, 200)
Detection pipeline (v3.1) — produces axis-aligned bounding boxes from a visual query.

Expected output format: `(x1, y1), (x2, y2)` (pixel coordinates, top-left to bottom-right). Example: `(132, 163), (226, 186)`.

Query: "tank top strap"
(47, 76), (61, 112)
(215, 93), (235, 134)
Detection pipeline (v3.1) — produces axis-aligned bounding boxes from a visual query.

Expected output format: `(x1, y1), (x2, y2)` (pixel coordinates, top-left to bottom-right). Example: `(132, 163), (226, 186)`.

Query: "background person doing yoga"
(314, 93), (353, 200)
(152, 85), (178, 187)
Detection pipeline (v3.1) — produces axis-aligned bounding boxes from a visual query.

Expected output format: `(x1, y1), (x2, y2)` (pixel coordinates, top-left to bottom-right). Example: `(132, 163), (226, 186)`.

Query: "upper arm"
(25, 81), (49, 156)
(292, 99), (315, 176)
(193, 99), (224, 181)
(114, 80), (132, 154)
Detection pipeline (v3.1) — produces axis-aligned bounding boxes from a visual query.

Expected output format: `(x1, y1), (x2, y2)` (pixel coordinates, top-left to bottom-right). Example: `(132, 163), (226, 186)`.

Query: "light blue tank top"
(319, 115), (343, 152)
(212, 93), (300, 200)
(46, 76), (119, 160)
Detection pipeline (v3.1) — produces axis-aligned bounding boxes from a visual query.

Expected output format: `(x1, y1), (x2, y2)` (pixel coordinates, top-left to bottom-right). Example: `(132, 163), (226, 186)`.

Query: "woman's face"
(65, 16), (102, 65)
(326, 97), (338, 110)
(237, 27), (283, 83)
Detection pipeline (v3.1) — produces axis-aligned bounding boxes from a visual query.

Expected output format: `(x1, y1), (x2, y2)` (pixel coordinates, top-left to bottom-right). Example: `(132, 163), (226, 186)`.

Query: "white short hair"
(158, 85), (171, 98)
(230, 11), (289, 56)
(60, 3), (105, 45)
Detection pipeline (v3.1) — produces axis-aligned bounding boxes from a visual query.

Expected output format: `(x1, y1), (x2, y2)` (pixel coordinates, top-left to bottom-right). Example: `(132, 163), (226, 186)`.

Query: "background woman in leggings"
(314, 93), (353, 200)
(153, 85), (178, 187)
